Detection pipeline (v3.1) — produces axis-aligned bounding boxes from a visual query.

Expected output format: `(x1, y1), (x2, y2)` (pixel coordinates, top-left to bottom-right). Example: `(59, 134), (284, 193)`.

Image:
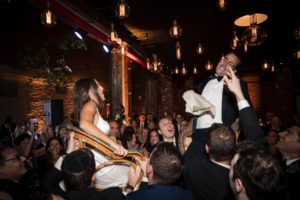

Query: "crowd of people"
(1, 52), (300, 200)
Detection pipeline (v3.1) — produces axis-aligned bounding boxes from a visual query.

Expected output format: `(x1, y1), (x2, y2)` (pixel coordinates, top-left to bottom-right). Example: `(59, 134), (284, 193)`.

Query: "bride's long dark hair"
(72, 78), (104, 125)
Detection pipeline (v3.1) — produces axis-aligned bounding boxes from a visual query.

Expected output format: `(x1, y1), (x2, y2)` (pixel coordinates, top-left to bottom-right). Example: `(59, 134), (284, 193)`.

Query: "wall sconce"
(205, 60), (213, 71)
(262, 60), (270, 71)
(169, 20), (182, 38)
(217, 0), (226, 10)
(74, 28), (88, 40)
(181, 63), (187, 75)
(176, 41), (181, 60)
(115, 0), (130, 19)
(41, 1), (57, 28)
(196, 43), (204, 54)
(193, 65), (198, 74)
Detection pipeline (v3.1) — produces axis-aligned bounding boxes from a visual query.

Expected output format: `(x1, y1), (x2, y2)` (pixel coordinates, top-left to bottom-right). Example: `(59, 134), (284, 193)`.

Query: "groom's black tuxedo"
(195, 77), (251, 126)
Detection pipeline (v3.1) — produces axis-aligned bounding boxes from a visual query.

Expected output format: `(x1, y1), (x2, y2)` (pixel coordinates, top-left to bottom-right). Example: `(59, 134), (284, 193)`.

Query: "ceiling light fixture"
(41, 1), (57, 27)
(235, 13), (268, 46)
(262, 60), (270, 70)
(193, 65), (198, 74)
(205, 60), (213, 71)
(181, 63), (187, 75)
(230, 28), (241, 50)
(174, 66), (179, 74)
(147, 54), (163, 73)
(169, 20), (182, 38)
(74, 28), (88, 40)
(176, 41), (181, 60)
(217, 0), (226, 10)
(294, 25), (300, 40)
(115, 0), (130, 19)
(102, 44), (110, 53)
(196, 43), (204, 54)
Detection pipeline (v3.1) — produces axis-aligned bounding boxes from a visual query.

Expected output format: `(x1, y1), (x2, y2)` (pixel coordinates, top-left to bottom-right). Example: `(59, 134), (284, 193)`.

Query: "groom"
(184, 52), (251, 163)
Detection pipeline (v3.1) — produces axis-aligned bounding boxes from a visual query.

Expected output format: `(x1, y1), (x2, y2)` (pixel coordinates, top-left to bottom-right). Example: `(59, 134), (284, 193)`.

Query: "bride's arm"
(79, 101), (128, 156)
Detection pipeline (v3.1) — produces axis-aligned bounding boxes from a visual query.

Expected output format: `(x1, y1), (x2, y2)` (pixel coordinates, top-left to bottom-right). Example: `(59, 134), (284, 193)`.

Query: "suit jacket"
(196, 78), (251, 126)
(185, 157), (232, 200)
(65, 187), (124, 200)
(285, 159), (300, 200)
(125, 184), (194, 200)
(183, 105), (265, 164)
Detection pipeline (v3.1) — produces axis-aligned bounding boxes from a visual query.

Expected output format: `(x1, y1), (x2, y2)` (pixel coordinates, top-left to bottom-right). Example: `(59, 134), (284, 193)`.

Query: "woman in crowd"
(141, 128), (162, 157)
(38, 137), (65, 182)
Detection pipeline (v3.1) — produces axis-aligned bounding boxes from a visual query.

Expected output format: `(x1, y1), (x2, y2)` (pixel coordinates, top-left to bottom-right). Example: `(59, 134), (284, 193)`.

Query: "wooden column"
(109, 48), (129, 119)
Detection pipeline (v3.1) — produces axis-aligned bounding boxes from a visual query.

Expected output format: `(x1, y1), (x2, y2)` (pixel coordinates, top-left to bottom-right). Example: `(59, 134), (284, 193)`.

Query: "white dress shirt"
(196, 78), (224, 129)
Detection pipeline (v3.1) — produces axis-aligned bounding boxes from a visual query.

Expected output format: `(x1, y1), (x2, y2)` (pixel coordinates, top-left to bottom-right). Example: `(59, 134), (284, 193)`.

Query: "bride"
(72, 77), (130, 189)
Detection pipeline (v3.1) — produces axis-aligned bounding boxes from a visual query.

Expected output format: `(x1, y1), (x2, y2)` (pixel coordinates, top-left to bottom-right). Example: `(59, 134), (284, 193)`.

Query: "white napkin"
(182, 90), (215, 117)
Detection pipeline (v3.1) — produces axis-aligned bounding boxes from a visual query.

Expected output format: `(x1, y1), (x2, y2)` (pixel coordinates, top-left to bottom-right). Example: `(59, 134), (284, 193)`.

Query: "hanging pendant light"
(205, 60), (213, 71)
(294, 25), (300, 40)
(110, 24), (117, 42)
(241, 14), (268, 46)
(271, 63), (275, 72)
(243, 43), (248, 53)
(230, 28), (241, 50)
(181, 63), (187, 75)
(176, 41), (181, 60)
(169, 20), (182, 38)
(196, 43), (204, 54)
(41, 1), (57, 27)
(217, 0), (226, 10)
(146, 58), (151, 70)
(174, 66), (179, 74)
(262, 60), (270, 71)
(115, 0), (130, 19)
(152, 54), (158, 72)
(193, 65), (198, 74)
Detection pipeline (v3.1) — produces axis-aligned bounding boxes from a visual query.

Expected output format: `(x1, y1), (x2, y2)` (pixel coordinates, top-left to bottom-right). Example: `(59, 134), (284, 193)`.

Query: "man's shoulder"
(125, 185), (193, 200)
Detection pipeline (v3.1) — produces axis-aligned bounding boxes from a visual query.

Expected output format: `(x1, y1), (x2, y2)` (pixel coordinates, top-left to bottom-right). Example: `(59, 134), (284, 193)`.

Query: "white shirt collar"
(210, 159), (230, 169)
(286, 158), (300, 166)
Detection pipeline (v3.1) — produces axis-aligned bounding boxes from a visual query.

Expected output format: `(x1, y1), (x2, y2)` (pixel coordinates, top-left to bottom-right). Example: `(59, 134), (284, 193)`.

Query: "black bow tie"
(210, 74), (223, 82)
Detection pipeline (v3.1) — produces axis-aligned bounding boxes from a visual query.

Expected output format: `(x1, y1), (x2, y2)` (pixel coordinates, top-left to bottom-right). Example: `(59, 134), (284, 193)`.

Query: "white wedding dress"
(92, 112), (129, 189)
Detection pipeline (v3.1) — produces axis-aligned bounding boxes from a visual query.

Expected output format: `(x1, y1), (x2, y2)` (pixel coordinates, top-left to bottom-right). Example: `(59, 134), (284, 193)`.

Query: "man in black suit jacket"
(184, 66), (265, 199)
(125, 142), (193, 200)
(276, 125), (300, 200)
(185, 123), (235, 200)
(184, 52), (252, 163)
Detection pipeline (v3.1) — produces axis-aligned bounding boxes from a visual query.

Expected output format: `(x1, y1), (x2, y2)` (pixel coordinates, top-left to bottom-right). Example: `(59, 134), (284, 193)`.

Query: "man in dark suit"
(125, 142), (193, 200)
(184, 52), (252, 163)
(276, 125), (300, 199)
(185, 123), (235, 200)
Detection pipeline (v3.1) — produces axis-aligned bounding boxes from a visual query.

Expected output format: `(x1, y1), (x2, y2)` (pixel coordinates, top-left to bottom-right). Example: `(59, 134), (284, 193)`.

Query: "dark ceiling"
(1, 0), (299, 76)
(80, 0), (300, 74)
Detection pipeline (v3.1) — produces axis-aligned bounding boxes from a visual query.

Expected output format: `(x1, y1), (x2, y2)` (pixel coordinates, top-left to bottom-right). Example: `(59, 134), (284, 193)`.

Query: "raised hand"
(224, 66), (245, 101)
